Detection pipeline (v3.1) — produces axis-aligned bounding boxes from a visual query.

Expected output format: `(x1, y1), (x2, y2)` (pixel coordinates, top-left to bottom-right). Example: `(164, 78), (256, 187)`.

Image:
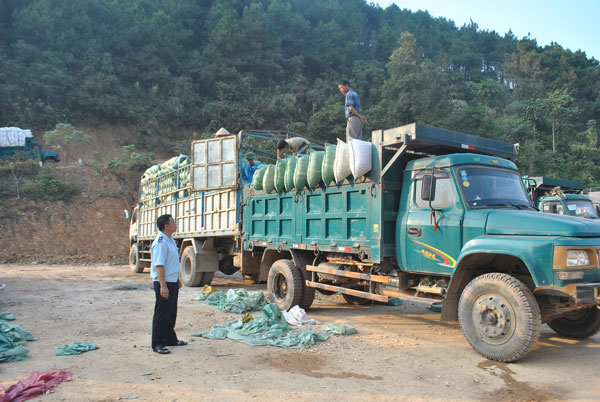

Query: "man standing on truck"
(277, 137), (310, 158)
(338, 80), (367, 142)
(241, 152), (260, 184)
(150, 214), (187, 354)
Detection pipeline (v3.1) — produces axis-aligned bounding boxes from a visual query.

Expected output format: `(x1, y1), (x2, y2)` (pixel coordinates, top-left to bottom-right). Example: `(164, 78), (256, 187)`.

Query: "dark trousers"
(151, 281), (179, 348)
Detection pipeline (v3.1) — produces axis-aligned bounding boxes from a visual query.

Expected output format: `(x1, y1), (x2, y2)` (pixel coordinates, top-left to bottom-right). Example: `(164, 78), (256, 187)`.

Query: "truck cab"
(523, 176), (598, 219)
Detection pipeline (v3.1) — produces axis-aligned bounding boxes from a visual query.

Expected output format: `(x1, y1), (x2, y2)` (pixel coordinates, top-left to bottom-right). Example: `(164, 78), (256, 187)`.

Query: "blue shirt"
(150, 231), (180, 282)
(242, 162), (261, 184)
(345, 89), (361, 118)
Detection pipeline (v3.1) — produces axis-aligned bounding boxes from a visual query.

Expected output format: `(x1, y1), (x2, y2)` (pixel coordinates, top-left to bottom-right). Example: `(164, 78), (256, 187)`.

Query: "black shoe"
(152, 345), (170, 354)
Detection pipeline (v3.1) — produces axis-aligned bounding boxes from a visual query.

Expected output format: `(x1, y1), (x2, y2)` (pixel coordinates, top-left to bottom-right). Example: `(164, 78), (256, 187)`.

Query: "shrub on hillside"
(22, 172), (78, 202)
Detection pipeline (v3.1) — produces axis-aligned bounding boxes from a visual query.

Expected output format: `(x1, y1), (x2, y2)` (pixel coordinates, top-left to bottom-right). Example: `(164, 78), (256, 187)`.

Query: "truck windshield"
(458, 167), (533, 209)
(565, 200), (599, 219)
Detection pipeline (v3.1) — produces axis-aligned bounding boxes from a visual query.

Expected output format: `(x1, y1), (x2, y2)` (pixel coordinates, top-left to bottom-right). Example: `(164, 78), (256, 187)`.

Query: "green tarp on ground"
(322, 324), (358, 335)
(193, 303), (329, 349)
(0, 317), (36, 362)
(195, 288), (268, 314)
(0, 312), (15, 321)
(56, 342), (98, 356)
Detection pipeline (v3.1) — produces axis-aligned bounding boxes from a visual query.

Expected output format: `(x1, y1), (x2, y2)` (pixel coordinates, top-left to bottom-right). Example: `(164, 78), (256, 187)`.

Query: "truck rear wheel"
(548, 307), (600, 339)
(129, 244), (144, 273)
(180, 246), (214, 287)
(267, 259), (302, 311)
(295, 255), (316, 310)
(458, 273), (541, 362)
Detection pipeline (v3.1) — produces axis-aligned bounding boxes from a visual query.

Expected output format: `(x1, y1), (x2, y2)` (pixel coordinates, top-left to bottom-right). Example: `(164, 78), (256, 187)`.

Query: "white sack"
(282, 305), (319, 326)
(333, 138), (351, 183)
(348, 138), (372, 179)
(0, 127), (33, 147)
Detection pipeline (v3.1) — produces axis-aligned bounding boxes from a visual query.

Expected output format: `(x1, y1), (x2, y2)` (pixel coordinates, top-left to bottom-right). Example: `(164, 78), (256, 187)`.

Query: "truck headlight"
(567, 250), (590, 267)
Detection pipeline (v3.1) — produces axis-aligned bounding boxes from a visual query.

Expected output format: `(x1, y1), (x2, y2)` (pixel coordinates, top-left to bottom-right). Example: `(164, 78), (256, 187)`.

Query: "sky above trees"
(377, 0), (600, 60)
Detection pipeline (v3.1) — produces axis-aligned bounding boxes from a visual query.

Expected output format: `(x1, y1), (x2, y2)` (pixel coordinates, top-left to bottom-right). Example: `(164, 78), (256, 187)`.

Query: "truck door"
(403, 169), (464, 275)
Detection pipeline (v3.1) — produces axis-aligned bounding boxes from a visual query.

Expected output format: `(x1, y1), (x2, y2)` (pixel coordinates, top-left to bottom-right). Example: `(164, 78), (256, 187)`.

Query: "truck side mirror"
(124, 209), (130, 220)
(421, 175), (436, 201)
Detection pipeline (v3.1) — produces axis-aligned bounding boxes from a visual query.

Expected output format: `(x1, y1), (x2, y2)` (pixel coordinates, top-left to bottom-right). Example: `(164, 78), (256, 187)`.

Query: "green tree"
(44, 123), (94, 164)
(542, 88), (579, 152)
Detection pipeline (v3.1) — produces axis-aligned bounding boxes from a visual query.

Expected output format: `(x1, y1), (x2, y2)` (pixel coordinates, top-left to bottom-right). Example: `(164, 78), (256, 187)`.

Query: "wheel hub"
(472, 294), (515, 344)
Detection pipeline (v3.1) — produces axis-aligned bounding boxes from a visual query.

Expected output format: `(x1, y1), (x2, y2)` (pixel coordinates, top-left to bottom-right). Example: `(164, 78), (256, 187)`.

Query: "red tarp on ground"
(0, 370), (71, 402)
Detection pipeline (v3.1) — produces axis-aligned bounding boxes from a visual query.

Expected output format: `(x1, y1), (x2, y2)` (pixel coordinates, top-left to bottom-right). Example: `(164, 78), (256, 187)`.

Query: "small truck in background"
(0, 127), (59, 165)
(130, 123), (600, 362)
(523, 176), (599, 219)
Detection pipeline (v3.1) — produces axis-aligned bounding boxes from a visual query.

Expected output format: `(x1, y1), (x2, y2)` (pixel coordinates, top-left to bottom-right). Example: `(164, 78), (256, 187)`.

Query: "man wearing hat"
(241, 152), (260, 185)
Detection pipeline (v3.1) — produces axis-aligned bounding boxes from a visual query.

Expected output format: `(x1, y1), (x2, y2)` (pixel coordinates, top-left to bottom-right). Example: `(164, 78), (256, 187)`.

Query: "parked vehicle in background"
(523, 176), (598, 219)
(130, 123), (600, 362)
(0, 127), (59, 165)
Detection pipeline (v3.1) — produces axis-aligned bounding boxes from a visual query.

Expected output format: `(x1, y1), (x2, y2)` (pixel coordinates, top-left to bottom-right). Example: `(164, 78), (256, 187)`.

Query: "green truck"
(131, 124), (600, 362)
(523, 176), (599, 219)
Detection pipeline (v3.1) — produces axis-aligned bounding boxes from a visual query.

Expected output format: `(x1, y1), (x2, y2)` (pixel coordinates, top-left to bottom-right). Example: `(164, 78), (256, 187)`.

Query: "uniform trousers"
(151, 281), (179, 348)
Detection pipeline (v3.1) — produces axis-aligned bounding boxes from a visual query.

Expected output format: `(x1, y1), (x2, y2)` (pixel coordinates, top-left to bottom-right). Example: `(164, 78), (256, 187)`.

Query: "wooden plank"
(306, 265), (389, 284)
(305, 281), (388, 303)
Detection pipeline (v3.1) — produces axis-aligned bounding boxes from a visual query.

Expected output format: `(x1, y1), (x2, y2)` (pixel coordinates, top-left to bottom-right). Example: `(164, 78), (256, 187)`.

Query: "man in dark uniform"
(150, 214), (186, 354)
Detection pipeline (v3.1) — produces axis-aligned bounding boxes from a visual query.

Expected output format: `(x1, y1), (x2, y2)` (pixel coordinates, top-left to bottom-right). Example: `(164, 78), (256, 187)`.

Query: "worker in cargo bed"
(241, 152), (260, 184)
(338, 80), (367, 142)
(277, 137), (310, 158)
(150, 214), (186, 355)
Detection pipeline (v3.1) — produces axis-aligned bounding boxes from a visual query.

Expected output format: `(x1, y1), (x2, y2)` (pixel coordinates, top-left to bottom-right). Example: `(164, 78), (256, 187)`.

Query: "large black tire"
(180, 246), (214, 287)
(42, 158), (57, 166)
(295, 255), (316, 310)
(458, 273), (541, 362)
(129, 243), (144, 273)
(267, 259), (303, 311)
(548, 307), (600, 339)
(342, 294), (371, 305)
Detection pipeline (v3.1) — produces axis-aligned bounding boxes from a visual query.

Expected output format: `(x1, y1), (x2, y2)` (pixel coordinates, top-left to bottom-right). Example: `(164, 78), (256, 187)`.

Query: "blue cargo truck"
(131, 124), (600, 362)
(0, 127), (59, 164)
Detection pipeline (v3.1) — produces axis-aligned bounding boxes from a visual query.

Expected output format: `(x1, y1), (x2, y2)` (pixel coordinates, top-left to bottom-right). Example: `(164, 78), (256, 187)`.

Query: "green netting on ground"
(0, 318), (36, 362)
(195, 288), (268, 314)
(0, 312), (15, 321)
(193, 303), (329, 348)
(322, 324), (357, 335)
(56, 342), (98, 356)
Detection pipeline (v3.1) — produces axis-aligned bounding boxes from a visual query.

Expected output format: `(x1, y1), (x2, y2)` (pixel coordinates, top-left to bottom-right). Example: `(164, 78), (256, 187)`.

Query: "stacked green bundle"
(321, 143), (336, 186)
(294, 155), (309, 190)
(178, 155), (191, 199)
(307, 150), (324, 189)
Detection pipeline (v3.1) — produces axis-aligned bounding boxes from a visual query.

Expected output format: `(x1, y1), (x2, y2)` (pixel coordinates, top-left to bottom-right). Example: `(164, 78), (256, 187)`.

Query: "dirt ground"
(1, 264), (599, 402)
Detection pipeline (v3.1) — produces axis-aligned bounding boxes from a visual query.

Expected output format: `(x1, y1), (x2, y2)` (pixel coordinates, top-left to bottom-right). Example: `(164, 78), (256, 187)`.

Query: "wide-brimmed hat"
(245, 152), (256, 159)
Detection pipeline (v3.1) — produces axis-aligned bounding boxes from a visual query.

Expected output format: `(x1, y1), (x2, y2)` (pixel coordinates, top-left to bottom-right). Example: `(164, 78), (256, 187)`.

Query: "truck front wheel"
(548, 307), (600, 339)
(267, 259), (302, 311)
(458, 273), (541, 362)
(129, 244), (143, 273)
(180, 246), (214, 287)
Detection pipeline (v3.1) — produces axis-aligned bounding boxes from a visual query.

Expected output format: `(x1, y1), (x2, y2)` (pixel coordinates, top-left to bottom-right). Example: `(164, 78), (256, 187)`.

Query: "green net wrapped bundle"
(274, 158), (287, 193)
(251, 165), (268, 190)
(294, 155), (309, 190)
(262, 165), (276, 194)
(284, 156), (297, 192)
(307, 150), (324, 189)
(321, 143), (336, 186)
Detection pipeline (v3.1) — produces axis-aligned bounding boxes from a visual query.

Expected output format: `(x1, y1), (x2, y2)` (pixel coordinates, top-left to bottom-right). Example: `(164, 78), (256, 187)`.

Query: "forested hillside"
(1, 0), (599, 184)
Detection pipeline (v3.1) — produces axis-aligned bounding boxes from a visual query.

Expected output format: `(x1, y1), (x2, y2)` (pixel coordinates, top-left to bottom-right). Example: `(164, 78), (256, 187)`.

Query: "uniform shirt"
(345, 88), (361, 118)
(241, 161), (261, 184)
(150, 231), (180, 283)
